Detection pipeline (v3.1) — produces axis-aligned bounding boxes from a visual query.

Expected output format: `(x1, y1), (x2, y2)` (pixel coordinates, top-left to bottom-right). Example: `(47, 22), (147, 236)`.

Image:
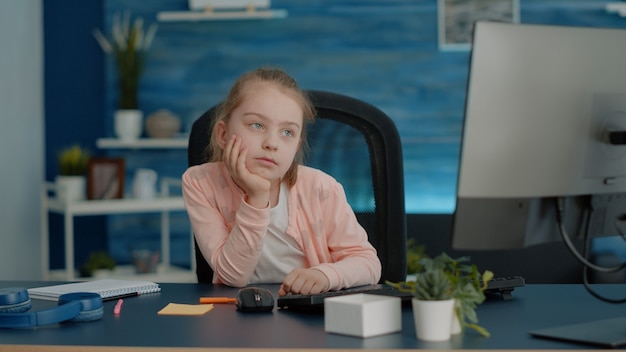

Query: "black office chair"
(187, 90), (407, 284)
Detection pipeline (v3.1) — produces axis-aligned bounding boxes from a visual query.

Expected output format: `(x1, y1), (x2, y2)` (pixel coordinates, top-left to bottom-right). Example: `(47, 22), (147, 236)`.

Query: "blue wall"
(44, 0), (626, 269)
(44, 0), (108, 269)
(100, 0), (626, 213)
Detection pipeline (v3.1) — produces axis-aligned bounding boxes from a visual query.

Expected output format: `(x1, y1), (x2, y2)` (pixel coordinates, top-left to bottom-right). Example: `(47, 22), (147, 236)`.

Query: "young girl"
(182, 67), (381, 296)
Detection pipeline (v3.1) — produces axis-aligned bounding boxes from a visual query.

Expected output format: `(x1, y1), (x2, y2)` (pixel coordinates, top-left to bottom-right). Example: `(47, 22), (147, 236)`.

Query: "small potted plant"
(388, 250), (493, 341)
(56, 145), (91, 202)
(80, 251), (116, 277)
(93, 11), (158, 140)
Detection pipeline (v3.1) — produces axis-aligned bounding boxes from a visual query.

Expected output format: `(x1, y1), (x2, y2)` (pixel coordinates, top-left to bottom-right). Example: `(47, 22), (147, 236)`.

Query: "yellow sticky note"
(158, 303), (214, 316)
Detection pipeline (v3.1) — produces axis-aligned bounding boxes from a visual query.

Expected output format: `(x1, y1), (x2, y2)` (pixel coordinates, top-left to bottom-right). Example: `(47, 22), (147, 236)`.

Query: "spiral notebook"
(28, 279), (161, 301)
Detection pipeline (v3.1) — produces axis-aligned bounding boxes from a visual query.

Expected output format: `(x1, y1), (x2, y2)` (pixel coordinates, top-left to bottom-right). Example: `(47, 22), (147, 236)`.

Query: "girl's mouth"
(256, 157), (277, 165)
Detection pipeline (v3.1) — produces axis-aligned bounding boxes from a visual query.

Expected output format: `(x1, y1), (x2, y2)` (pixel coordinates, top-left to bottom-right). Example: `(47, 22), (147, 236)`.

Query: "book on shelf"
(28, 279), (161, 301)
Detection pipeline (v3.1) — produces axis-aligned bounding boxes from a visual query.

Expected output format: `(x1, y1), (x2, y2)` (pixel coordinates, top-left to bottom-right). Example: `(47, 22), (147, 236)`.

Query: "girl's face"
(217, 84), (303, 183)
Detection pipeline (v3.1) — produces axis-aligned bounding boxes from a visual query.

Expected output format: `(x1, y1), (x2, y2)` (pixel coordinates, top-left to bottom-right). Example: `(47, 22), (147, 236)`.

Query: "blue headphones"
(0, 287), (103, 328)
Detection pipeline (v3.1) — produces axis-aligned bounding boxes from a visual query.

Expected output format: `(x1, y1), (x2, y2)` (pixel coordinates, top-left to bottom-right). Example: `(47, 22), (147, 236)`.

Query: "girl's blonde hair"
(205, 67), (316, 186)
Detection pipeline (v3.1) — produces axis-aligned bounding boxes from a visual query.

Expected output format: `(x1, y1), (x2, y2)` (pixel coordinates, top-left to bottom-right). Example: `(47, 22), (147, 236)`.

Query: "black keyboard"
(276, 276), (525, 312)
(277, 284), (409, 312)
(484, 275), (525, 300)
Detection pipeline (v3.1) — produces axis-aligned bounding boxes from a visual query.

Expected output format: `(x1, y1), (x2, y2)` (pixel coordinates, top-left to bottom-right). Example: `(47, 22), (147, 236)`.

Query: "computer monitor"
(452, 21), (626, 253)
(451, 21), (626, 347)
(452, 22), (626, 250)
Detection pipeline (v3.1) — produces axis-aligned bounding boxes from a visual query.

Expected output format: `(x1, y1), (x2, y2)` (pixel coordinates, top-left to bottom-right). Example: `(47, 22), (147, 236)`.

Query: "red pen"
(113, 299), (124, 315)
(199, 297), (236, 304)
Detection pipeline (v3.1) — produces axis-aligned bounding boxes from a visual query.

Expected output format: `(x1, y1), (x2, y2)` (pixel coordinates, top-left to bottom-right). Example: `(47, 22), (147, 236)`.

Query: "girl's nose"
(263, 134), (278, 150)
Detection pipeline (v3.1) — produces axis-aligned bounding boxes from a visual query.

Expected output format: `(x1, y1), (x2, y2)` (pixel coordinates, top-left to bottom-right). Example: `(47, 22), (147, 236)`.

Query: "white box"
(324, 293), (402, 338)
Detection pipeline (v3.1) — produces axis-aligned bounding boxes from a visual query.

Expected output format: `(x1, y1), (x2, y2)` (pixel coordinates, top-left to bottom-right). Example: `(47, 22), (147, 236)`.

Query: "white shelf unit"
(96, 138), (188, 149)
(47, 265), (196, 283)
(157, 9), (287, 21)
(158, 0), (287, 22)
(42, 138), (196, 282)
(41, 181), (194, 282)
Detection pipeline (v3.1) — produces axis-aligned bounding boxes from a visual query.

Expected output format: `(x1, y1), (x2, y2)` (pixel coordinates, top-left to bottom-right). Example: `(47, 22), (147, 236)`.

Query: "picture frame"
(438, 0), (520, 51)
(87, 157), (125, 200)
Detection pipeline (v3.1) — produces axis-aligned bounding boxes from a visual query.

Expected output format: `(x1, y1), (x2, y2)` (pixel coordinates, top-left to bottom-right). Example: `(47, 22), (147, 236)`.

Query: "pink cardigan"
(182, 162), (381, 289)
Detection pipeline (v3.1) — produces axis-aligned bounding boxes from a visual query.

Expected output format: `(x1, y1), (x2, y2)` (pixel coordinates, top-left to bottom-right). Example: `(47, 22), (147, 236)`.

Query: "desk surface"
(0, 281), (624, 351)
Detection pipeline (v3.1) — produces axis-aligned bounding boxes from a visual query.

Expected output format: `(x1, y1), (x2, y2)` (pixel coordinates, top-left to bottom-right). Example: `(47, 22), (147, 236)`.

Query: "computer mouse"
(235, 287), (275, 313)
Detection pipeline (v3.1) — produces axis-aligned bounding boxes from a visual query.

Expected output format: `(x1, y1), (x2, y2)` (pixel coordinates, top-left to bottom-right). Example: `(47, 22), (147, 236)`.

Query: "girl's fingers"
(223, 135), (234, 165)
(236, 146), (248, 175)
(228, 136), (238, 171)
(232, 136), (248, 178)
(225, 135), (241, 174)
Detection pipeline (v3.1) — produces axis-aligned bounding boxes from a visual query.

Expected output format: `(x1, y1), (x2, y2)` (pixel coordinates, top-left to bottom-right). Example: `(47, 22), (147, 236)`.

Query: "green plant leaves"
(58, 145), (91, 176)
(388, 250), (494, 338)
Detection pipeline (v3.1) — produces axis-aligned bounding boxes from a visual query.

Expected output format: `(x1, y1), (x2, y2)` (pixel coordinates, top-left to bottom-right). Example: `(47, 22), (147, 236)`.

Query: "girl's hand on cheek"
(223, 134), (245, 180)
(223, 135), (270, 208)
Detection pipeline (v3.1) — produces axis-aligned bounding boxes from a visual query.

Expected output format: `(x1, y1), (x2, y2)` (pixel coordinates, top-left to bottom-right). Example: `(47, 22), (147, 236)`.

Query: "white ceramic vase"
(412, 298), (455, 342)
(132, 168), (158, 200)
(55, 175), (86, 203)
(114, 109), (143, 141)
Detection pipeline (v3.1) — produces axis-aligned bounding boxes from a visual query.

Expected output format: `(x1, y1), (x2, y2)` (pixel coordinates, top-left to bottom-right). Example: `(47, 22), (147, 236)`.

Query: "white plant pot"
(114, 109), (143, 141)
(412, 298), (455, 342)
(451, 300), (462, 335)
(56, 175), (86, 203)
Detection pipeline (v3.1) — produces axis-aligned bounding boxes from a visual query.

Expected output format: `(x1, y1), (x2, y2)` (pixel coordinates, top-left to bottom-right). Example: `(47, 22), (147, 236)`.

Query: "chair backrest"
(187, 90), (407, 284)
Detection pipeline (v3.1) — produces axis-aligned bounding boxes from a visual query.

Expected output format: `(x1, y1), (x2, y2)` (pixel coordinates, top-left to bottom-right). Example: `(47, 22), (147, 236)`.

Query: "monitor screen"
(452, 21), (626, 250)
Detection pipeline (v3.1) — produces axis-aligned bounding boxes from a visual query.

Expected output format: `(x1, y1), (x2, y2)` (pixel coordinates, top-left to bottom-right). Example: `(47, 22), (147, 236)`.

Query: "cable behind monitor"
(555, 197), (626, 303)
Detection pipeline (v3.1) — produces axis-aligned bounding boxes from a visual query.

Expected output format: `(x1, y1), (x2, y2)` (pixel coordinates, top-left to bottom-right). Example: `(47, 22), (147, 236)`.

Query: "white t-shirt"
(250, 183), (305, 283)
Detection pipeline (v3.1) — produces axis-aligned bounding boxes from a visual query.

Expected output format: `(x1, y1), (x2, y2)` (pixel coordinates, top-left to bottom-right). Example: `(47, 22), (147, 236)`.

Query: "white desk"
(41, 182), (193, 281)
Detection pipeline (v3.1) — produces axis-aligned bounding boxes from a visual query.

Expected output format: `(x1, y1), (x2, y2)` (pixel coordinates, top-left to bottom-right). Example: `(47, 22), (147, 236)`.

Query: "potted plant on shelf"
(93, 11), (158, 141)
(80, 251), (116, 278)
(56, 145), (91, 202)
(388, 250), (493, 341)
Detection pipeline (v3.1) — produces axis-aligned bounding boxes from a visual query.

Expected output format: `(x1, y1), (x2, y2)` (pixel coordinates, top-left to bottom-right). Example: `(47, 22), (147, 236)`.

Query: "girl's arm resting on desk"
(183, 166), (270, 287)
(211, 202), (271, 286)
(298, 178), (382, 291)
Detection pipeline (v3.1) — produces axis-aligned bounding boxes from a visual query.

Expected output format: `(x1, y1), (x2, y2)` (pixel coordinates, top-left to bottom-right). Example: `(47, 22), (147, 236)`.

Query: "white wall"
(0, 0), (44, 279)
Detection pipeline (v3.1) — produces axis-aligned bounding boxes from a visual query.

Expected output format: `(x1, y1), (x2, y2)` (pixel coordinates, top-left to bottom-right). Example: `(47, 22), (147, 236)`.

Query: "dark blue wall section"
(44, 0), (107, 269)
(44, 0), (626, 270)
(44, 0), (104, 177)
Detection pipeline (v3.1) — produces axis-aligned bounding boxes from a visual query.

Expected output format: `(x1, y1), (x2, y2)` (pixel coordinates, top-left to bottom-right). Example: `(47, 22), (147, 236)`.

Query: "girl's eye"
(250, 122), (263, 130)
(282, 129), (294, 137)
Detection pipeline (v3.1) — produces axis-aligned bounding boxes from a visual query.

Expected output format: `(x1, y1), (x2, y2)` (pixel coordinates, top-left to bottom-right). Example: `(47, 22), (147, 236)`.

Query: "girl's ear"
(215, 120), (228, 148)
